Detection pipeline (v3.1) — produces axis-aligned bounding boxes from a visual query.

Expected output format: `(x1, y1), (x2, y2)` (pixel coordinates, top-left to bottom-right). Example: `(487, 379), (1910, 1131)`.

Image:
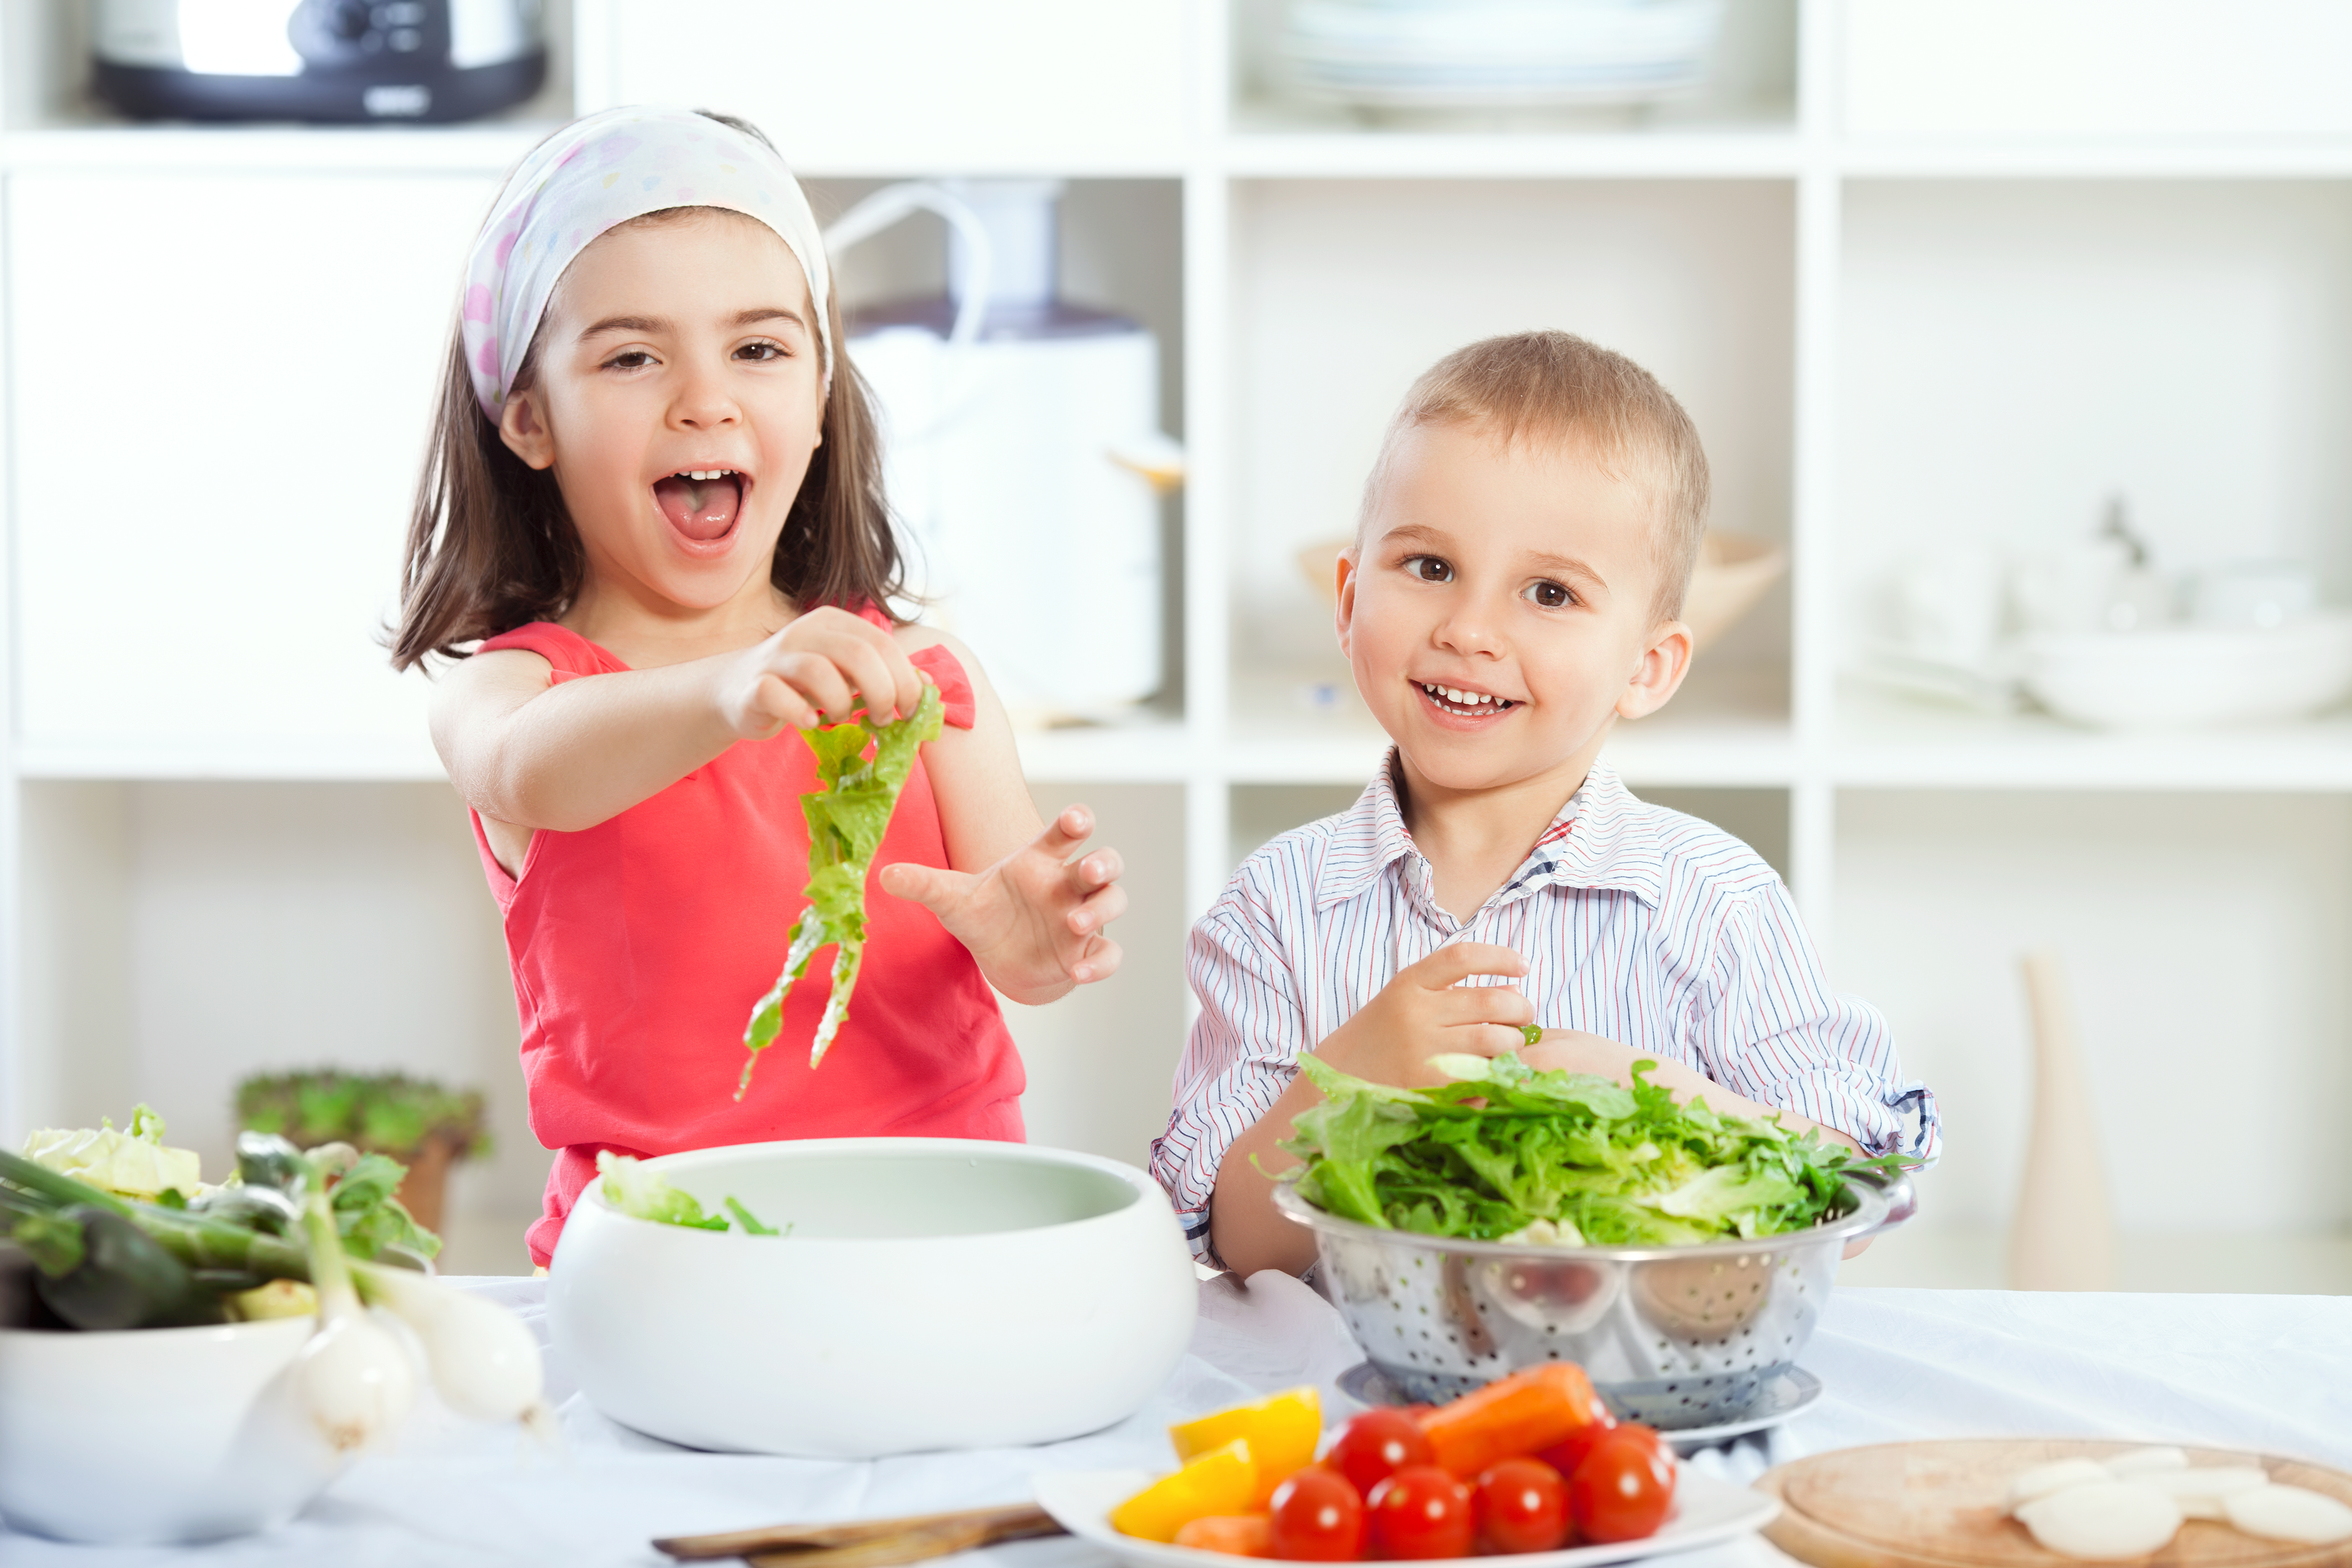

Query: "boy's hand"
(719, 606), (928, 739)
(1314, 942), (1534, 1089)
(877, 806), (1124, 1006)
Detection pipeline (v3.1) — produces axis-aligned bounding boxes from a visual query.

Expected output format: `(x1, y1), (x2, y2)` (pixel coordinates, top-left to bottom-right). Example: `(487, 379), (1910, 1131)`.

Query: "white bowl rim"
(575, 1135), (1166, 1244)
(2023, 609), (2352, 655)
(0, 1314), (314, 1347)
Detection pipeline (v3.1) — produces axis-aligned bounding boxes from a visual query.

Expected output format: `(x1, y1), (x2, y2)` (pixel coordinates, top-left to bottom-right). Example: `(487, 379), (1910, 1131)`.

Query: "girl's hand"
(1313, 943), (1534, 1088)
(876, 806), (1125, 1006)
(717, 606), (928, 739)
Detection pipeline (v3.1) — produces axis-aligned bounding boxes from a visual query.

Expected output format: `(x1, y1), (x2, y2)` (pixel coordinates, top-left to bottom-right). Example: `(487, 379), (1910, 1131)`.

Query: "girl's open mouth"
(653, 468), (745, 544)
(1416, 681), (1518, 719)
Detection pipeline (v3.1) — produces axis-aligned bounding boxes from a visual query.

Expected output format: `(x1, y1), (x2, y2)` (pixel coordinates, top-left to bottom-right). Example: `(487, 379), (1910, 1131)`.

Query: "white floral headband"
(460, 104), (832, 420)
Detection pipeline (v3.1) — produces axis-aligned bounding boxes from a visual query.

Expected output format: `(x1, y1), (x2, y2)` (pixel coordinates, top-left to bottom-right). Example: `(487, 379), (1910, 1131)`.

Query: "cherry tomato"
(1532, 1407), (1617, 1482)
(1367, 1465), (1475, 1560)
(1568, 1427), (1676, 1544)
(1328, 1408), (1437, 1498)
(1268, 1465), (1365, 1561)
(1475, 1457), (1569, 1554)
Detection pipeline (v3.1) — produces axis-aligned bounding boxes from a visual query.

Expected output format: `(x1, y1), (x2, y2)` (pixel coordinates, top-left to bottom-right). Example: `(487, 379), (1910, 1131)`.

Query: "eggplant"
(17, 1205), (221, 1331)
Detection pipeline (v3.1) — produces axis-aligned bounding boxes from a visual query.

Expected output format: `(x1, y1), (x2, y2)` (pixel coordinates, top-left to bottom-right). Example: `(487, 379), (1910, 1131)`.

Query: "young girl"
(393, 106), (1127, 1268)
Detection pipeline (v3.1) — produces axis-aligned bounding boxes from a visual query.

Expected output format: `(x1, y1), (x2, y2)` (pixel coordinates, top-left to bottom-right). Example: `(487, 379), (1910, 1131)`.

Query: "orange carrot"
(1173, 1514), (1274, 1556)
(1416, 1364), (1610, 1480)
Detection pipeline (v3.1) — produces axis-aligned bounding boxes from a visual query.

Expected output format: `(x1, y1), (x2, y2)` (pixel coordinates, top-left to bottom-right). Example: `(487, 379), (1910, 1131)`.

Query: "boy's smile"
(1337, 419), (1692, 812)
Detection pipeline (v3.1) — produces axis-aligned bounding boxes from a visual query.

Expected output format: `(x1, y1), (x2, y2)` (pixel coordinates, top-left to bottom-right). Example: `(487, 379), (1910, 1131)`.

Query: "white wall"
(1835, 789), (2352, 1235)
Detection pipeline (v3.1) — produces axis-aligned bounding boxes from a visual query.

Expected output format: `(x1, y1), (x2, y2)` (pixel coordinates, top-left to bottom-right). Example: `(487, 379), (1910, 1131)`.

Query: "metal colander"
(1275, 1173), (1915, 1429)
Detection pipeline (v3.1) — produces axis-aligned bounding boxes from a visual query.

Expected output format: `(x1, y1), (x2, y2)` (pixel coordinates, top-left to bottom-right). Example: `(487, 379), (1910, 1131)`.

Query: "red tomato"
(1328, 1408), (1437, 1499)
(1268, 1465), (1365, 1561)
(1532, 1407), (1617, 1481)
(1568, 1428), (1676, 1544)
(1367, 1465), (1475, 1560)
(1474, 1457), (1569, 1554)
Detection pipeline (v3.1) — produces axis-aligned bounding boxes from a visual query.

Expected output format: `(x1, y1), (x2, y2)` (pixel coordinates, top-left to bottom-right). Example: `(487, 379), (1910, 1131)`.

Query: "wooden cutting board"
(1756, 1439), (2352, 1568)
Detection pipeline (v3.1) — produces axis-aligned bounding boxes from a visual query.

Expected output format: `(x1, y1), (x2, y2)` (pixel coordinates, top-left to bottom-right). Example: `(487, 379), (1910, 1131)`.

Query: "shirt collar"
(1313, 752), (1666, 913)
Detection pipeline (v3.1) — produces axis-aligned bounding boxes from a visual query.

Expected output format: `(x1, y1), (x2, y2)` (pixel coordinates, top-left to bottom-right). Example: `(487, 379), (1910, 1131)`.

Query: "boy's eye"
(1525, 580), (1573, 609)
(1404, 555), (1452, 583)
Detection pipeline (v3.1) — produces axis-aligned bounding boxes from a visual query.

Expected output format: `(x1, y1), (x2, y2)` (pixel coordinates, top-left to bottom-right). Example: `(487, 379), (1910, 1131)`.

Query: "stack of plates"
(1276, 0), (1727, 116)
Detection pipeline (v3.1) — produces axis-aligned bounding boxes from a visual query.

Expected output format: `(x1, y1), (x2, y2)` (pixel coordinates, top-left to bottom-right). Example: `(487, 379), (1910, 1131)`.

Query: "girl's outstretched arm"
(879, 627), (1127, 1005)
(433, 606), (928, 872)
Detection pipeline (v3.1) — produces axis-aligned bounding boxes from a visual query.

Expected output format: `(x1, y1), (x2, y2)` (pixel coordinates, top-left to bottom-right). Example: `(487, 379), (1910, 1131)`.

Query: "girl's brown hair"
(391, 115), (902, 671)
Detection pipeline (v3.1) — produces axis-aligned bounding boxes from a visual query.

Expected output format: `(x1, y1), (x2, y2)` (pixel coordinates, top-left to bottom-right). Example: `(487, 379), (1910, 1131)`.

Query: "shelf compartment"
(595, 0), (1189, 177)
(1834, 686), (2352, 792)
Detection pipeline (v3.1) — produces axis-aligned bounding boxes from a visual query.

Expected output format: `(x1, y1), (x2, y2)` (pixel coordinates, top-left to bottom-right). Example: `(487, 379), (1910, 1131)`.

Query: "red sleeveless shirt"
(470, 617), (1025, 1265)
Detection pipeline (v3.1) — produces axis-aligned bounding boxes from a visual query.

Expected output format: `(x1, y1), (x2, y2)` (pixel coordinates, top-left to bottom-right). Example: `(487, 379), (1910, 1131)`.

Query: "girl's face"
(499, 210), (824, 619)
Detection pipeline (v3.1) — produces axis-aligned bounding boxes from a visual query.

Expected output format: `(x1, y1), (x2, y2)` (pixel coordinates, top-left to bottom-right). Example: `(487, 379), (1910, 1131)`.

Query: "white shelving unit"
(5, 1), (2349, 1285)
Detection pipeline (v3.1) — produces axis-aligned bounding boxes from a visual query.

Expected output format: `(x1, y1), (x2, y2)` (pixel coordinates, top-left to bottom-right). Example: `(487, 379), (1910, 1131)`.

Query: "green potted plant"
(232, 1071), (490, 1235)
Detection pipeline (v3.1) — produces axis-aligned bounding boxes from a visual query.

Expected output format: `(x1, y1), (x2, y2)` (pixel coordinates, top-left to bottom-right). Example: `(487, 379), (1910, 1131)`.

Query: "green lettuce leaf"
(738, 682), (944, 1096)
(1280, 1052), (1902, 1245)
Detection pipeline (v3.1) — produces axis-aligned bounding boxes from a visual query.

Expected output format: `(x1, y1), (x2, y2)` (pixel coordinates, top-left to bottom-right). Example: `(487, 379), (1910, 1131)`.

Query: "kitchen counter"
(3, 1277), (2347, 1568)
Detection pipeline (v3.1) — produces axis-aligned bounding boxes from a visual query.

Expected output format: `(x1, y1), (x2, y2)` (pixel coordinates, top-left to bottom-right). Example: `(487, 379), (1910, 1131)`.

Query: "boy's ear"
(1333, 547), (1360, 657)
(498, 388), (557, 471)
(1616, 619), (1694, 721)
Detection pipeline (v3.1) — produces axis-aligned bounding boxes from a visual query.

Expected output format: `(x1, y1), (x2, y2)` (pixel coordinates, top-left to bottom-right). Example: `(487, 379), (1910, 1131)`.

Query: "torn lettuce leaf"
(22, 1104), (203, 1202)
(596, 1152), (779, 1235)
(737, 683), (944, 1097)
(1283, 1052), (1904, 1246)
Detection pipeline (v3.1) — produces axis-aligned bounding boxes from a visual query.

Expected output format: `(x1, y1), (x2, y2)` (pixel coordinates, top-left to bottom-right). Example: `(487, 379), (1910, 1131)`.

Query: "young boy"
(1154, 332), (1939, 1277)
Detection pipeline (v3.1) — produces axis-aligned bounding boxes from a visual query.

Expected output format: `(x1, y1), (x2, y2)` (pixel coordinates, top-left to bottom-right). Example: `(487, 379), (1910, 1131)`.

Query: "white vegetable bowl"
(546, 1138), (1199, 1458)
(0, 1315), (346, 1544)
(2020, 612), (2352, 728)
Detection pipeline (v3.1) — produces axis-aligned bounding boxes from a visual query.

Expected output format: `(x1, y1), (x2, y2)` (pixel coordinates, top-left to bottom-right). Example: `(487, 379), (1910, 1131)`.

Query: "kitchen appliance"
(92, 0), (546, 123)
(833, 181), (1179, 725)
(1274, 1168), (1915, 1426)
(547, 1138), (1197, 1458)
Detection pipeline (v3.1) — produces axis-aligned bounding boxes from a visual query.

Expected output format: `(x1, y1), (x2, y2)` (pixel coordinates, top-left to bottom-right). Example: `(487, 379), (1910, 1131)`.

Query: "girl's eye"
(1525, 580), (1573, 609)
(606, 350), (654, 370)
(1405, 555), (1452, 583)
(736, 340), (787, 362)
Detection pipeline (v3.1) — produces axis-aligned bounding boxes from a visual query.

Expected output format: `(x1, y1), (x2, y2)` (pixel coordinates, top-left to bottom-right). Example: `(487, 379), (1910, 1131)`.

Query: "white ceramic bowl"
(0, 1316), (346, 1545)
(2021, 612), (2352, 727)
(547, 1138), (1198, 1458)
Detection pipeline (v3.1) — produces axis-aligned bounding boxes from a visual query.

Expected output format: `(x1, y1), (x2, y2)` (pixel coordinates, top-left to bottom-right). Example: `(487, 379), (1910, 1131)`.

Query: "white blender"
(829, 182), (1181, 725)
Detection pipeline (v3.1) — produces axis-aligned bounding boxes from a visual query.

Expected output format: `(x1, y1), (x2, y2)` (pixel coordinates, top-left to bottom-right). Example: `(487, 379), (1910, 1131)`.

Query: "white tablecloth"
(5, 1278), (2347, 1568)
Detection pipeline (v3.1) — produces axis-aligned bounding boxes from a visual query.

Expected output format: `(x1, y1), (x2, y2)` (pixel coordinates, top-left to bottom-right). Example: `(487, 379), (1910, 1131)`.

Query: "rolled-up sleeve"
(1690, 880), (1942, 1163)
(1150, 877), (1308, 1266)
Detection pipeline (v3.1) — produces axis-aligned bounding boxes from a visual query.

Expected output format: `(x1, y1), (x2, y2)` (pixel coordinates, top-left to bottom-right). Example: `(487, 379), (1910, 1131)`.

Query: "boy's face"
(1337, 420), (1692, 799)
(499, 211), (825, 617)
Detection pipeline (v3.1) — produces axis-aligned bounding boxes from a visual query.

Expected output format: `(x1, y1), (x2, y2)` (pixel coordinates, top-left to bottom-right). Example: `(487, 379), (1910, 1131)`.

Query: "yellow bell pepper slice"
(1112, 1438), (1259, 1542)
(1169, 1386), (1322, 1507)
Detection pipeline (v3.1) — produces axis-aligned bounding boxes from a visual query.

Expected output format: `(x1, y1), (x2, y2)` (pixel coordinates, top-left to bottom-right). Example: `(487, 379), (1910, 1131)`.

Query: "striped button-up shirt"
(1151, 756), (1939, 1265)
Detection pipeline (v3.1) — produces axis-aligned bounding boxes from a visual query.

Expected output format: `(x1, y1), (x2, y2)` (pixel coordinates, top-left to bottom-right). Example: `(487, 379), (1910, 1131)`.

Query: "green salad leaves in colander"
(1280, 1052), (1905, 1246)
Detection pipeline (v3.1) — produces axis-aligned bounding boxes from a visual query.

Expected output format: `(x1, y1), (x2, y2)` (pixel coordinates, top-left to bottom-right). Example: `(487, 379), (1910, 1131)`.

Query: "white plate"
(1033, 1465), (1779, 1568)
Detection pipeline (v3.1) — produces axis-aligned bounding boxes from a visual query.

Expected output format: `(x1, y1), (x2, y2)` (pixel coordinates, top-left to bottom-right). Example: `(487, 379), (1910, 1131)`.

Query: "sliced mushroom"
(2009, 1459), (2114, 1513)
(2223, 1485), (2352, 1546)
(2014, 1481), (2183, 1559)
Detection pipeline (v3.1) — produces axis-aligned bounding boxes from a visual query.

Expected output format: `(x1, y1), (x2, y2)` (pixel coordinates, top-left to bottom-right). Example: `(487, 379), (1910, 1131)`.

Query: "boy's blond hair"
(1359, 331), (1711, 623)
